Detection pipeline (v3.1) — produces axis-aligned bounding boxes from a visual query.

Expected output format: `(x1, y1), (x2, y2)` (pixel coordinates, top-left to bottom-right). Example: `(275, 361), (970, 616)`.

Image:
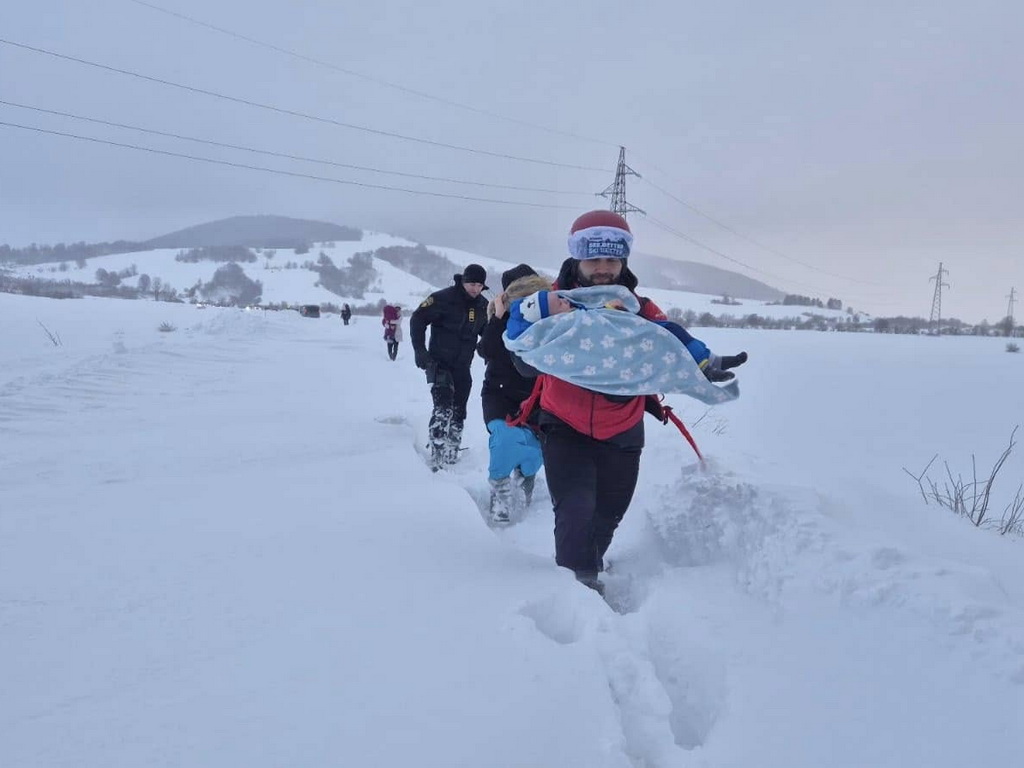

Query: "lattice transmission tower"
(929, 262), (950, 335)
(599, 146), (645, 219)
(1007, 287), (1017, 326)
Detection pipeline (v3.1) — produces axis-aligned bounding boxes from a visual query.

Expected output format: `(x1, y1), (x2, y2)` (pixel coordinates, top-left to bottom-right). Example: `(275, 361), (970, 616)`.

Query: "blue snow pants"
(486, 419), (543, 481)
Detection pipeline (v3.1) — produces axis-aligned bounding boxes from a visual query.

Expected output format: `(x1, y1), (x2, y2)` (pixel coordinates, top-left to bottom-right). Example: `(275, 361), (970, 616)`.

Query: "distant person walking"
(411, 264), (489, 470)
(340, 303), (352, 325)
(382, 303), (403, 361)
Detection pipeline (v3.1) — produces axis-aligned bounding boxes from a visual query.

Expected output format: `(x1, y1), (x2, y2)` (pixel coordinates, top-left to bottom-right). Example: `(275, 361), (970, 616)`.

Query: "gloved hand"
(414, 349), (433, 370)
(704, 351), (748, 382)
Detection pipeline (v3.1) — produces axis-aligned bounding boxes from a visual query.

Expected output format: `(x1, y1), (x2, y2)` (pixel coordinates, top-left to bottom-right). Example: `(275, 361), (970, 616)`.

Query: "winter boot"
(428, 406), (453, 470)
(443, 421), (464, 465)
(428, 442), (444, 472)
(488, 477), (513, 523)
(513, 468), (536, 506)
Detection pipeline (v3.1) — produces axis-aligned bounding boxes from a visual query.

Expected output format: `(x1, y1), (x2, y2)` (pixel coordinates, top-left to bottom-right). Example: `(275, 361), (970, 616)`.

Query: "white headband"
(568, 225), (633, 259)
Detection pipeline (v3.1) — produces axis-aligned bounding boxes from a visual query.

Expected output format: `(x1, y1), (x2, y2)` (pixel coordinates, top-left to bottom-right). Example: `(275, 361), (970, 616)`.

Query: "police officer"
(410, 263), (489, 469)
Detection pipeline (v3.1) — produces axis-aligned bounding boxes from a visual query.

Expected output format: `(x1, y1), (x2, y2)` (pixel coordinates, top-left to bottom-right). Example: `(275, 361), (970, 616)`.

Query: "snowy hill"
(7, 232), (439, 310)
(6, 228), (852, 323)
(142, 214), (362, 249)
(2, 291), (1022, 767)
(629, 250), (786, 302)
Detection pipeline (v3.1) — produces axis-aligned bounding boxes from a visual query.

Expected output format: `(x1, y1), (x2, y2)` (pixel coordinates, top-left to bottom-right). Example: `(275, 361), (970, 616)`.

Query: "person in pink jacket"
(382, 303), (403, 361)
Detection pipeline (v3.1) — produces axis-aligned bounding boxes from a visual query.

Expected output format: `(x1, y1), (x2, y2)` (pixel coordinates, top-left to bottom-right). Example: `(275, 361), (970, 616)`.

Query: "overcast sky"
(2, 0), (1022, 322)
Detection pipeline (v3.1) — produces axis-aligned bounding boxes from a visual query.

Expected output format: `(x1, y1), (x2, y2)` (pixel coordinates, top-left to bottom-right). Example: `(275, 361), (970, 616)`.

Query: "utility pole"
(1006, 287), (1017, 335)
(599, 146), (645, 220)
(929, 262), (949, 335)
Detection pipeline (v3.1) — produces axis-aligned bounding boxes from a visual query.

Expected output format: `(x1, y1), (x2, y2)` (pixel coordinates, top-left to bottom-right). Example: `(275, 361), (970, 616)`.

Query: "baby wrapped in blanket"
(504, 285), (743, 405)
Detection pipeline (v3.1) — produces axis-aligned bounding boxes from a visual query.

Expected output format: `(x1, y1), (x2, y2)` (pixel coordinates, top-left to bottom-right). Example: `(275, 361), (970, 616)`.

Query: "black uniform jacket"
(410, 276), (488, 370)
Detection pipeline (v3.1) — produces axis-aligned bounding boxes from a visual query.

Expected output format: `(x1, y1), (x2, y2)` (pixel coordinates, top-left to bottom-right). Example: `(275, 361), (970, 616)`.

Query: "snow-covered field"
(9, 233), (852, 323)
(2, 291), (1022, 767)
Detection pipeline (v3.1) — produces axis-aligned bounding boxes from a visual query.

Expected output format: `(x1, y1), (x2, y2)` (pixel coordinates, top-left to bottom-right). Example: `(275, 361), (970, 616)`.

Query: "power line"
(125, 0), (619, 149)
(634, 159), (892, 289)
(0, 99), (593, 196)
(593, 149), (846, 296)
(577, 149), (903, 305)
(0, 37), (611, 173)
(644, 215), (793, 282)
(642, 214), (875, 299)
(0, 120), (580, 209)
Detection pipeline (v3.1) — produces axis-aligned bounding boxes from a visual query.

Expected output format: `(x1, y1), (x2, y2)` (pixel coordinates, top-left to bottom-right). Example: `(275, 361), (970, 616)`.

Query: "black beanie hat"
(501, 263), (537, 290)
(462, 263), (489, 289)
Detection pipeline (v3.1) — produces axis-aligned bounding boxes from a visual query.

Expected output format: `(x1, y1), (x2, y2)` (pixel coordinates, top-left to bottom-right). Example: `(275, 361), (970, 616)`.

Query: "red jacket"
(533, 267), (667, 440)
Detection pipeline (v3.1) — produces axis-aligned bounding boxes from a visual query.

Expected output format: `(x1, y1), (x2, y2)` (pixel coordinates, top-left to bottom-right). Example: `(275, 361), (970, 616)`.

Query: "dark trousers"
(386, 341), (399, 360)
(428, 364), (472, 457)
(541, 425), (642, 574)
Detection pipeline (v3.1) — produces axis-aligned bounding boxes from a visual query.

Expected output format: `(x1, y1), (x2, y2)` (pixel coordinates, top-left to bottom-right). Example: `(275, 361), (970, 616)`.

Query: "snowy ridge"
(5, 230), (854, 322)
(2, 292), (1021, 767)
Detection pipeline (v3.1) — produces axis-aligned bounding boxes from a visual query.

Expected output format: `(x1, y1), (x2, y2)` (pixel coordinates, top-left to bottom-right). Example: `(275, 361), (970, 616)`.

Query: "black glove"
(414, 349), (433, 370)
(720, 351), (748, 370)
(704, 351), (748, 382)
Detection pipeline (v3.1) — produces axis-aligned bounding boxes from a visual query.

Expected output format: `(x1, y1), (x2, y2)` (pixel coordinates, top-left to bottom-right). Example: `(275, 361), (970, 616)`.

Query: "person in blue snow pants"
(476, 263), (552, 523)
(486, 419), (544, 485)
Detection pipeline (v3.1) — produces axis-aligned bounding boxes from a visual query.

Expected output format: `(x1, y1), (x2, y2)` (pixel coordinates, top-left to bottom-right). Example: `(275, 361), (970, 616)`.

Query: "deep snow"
(2, 292), (1022, 767)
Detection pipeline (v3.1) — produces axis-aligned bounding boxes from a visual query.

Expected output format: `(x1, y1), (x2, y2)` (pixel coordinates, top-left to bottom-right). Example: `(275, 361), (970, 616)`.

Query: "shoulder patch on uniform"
(419, 296), (434, 308)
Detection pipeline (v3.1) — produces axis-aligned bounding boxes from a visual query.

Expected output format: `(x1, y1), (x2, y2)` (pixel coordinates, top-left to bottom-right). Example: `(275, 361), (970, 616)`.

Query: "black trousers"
(386, 341), (399, 360)
(540, 424), (642, 574)
(428, 364), (472, 450)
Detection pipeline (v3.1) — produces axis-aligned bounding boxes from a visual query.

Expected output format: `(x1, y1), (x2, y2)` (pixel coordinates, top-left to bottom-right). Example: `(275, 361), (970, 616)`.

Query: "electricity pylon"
(598, 146), (644, 220)
(1006, 287), (1017, 336)
(929, 263), (950, 335)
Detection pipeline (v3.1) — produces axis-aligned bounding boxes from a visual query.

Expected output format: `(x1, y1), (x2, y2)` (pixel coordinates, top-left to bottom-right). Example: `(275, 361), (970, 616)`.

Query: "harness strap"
(662, 406), (704, 463)
(645, 395), (705, 464)
(507, 375), (545, 428)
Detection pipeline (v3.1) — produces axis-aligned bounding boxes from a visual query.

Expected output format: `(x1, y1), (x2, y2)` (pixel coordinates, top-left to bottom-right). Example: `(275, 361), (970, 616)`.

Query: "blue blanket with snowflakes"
(503, 285), (738, 404)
